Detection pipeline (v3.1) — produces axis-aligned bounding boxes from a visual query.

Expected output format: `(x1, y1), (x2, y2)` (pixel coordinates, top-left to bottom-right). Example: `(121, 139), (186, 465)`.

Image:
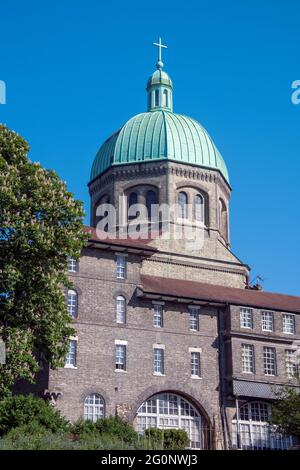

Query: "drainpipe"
(235, 396), (242, 450)
(217, 307), (229, 450)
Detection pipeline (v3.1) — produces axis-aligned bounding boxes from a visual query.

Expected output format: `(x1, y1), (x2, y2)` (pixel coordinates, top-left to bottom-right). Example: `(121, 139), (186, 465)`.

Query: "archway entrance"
(135, 392), (209, 449)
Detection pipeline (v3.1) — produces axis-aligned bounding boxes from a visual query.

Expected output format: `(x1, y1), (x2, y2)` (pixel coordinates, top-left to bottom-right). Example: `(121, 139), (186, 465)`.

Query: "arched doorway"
(135, 392), (209, 449)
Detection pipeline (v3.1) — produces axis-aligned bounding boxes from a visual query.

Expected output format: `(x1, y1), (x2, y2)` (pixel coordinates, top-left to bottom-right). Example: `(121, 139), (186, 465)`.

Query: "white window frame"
(153, 345), (165, 375)
(190, 350), (201, 378)
(241, 344), (255, 374)
(189, 306), (199, 331)
(116, 295), (126, 324)
(68, 257), (77, 273)
(153, 303), (164, 328)
(240, 308), (253, 329)
(263, 347), (277, 376)
(65, 337), (77, 368)
(115, 341), (127, 372)
(136, 392), (203, 449)
(282, 314), (295, 335)
(285, 349), (298, 379)
(84, 394), (105, 422)
(67, 289), (77, 318)
(261, 311), (274, 332)
(116, 254), (127, 280)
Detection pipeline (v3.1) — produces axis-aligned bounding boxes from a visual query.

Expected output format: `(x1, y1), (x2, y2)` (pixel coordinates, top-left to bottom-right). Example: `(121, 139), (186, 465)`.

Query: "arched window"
(219, 199), (228, 240)
(146, 190), (157, 220)
(84, 394), (105, 422)
(116, 295), (126, 324)
(136, 392), (205, 449)
(195, 194), (204, 223)
(95, 194), (110, 231)
(232, 401), (293, 450)
(67, 289), (77, 318)
(163, 89), (168, 107)
(178, 192), (188, 219)
(155, 89), (159, 107)
(128, 192), (138, 220)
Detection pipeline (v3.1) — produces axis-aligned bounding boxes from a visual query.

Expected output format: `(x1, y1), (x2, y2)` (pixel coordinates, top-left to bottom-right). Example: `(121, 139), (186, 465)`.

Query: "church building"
(38, 40), (300, 450)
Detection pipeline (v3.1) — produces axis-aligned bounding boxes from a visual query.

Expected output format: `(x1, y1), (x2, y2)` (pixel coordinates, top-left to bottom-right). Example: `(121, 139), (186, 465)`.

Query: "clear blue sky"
(1, 0), (300, 295)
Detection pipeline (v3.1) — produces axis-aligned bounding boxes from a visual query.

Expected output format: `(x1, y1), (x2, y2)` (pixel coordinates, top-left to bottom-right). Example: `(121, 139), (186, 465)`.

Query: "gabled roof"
(139, 275), (300, 314)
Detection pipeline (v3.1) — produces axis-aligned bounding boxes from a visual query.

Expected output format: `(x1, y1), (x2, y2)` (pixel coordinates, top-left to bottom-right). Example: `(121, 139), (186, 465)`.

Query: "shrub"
(144, 428), (189, 450)
(71, 416), (138, 444)
(0, 394), (68, 435)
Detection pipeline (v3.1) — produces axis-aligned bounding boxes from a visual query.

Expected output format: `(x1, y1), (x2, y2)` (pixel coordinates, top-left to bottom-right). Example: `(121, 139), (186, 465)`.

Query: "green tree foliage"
(71, 416), (138, 444)
(270, 385), (300, 437)
(0, 124), (86, 397)
(144, 428), (189, 450)
(0, 394), (68, 435)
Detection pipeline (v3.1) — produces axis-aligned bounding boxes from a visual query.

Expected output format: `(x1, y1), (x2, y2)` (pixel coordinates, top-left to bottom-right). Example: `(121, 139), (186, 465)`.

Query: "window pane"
(283, 314), (295, 334)
(240, 308), (253, 328)
(116, 255), (126, 279)
(115, 344), (126, 370)
(285, 350), (298, 378)
(67, 289), (77, 317)
(261, 311), (274, 332)
(116, 296), (126, 323)
(146, 190), (157, 220)
(84, 394), (105, 422)
(65, 340), (77, 367)
(154, 348), (164, 374)
(242, 344), (254, 373)
(191, 352), (201, 377)
(153, 304), (163, 327)
(178, 192), (188, 218)
(68, 257), (77, 272)
(263, 347), (276, 375)
(195, 194), (204, 222)
(189, 307), (199, 331)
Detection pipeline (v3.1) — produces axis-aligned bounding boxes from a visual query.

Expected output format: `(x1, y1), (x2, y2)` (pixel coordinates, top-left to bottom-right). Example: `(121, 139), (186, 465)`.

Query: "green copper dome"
(90, 111), (229, 183)
(90, 38), (229, 184)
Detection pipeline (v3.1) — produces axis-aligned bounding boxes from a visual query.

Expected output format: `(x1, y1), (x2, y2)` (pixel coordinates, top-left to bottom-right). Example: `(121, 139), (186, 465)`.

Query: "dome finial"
(153, 37), (167, 70)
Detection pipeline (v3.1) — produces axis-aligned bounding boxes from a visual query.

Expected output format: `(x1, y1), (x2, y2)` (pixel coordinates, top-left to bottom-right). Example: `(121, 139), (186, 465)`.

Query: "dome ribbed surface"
(90, 111), (229, 183)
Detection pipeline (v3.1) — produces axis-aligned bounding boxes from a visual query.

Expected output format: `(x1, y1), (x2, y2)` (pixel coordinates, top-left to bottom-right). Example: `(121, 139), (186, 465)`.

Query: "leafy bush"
(144, 428), (189, 450)
(0, 394), (68, 435)
(70, 416), (138, 444)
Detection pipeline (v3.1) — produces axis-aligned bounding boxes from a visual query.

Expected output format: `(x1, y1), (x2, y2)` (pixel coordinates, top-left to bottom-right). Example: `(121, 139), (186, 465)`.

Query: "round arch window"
(84, 394), (105, 422)
(135, 392), (206, 449)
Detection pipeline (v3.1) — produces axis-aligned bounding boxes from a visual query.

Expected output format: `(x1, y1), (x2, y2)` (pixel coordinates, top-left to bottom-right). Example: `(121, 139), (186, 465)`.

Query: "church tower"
(88, 39), (249, 288)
